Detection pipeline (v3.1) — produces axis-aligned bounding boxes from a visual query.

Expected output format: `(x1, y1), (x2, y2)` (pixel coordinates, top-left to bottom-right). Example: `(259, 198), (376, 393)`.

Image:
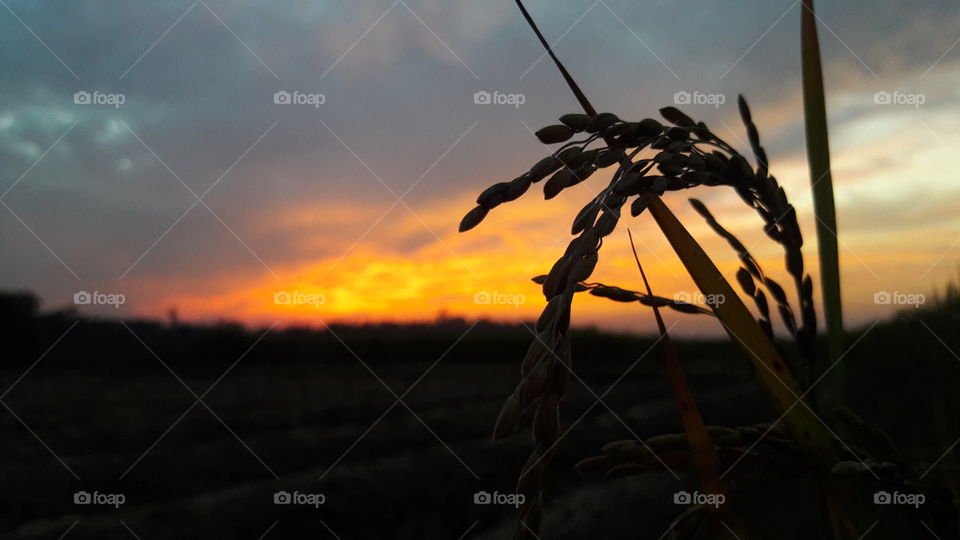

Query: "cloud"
(2, 0), (960, 333)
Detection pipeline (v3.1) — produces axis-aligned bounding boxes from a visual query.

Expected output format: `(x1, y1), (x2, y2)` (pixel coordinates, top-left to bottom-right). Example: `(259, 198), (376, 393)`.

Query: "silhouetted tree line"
(1, 290), (699, 376)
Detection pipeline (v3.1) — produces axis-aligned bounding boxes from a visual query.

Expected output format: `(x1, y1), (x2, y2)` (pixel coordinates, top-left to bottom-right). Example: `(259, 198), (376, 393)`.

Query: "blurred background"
(1, 0), (959, 538)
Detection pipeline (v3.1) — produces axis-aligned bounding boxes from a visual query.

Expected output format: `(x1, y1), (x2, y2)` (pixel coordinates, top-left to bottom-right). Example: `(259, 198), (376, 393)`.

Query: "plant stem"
(801, 0), (845, 379)
(514, 0), (597, 117)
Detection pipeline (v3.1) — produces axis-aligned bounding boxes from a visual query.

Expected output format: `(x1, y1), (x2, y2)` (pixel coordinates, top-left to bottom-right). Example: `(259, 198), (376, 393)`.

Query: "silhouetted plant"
(462, 94), (822, 539)
(457, 2), (954, 539)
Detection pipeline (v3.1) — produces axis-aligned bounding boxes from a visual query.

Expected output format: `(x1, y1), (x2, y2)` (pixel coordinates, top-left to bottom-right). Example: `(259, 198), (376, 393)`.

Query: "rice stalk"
(576, 422), (801, 478)
(531, 275), (714, 316)
(689, 198), (814, 385)
(460, 2), (889, 538)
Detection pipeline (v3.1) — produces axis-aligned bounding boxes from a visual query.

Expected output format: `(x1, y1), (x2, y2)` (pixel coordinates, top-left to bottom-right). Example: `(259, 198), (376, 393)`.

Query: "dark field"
(1, 293), (958, 539)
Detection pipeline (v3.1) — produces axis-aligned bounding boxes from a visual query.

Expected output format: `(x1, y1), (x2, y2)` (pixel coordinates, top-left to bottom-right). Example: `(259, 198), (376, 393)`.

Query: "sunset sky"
(2, 0), (959, 335)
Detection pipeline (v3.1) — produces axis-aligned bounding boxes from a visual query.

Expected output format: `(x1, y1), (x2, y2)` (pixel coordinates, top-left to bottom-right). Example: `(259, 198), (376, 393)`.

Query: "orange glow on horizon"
(126, 121), (960, 336)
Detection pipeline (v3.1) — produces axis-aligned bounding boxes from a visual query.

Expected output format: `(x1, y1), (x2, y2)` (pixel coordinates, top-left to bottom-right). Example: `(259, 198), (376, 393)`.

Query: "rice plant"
(458, 2), (955, 538)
